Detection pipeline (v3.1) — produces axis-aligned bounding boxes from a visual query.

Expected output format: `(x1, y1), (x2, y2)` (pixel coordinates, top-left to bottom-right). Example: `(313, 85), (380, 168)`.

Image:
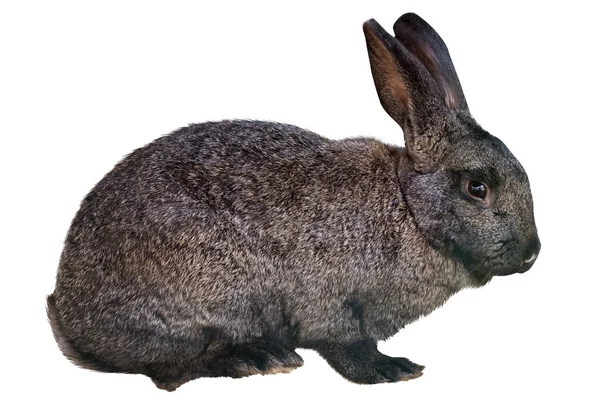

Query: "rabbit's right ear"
(393, 13), (469, 113)
(363, 19), (449, 172)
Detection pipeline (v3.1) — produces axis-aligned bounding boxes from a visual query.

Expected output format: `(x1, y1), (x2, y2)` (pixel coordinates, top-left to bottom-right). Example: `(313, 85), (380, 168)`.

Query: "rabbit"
(47, 13), (540, 390)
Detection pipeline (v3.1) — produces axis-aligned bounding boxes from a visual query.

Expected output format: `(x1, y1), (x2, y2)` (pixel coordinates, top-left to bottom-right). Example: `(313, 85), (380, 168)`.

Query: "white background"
(1, 1), (599, 399)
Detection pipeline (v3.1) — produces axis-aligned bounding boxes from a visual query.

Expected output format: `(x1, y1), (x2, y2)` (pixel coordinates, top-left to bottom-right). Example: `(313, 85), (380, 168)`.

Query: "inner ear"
(363, 20), (412, 127)
(394, 13), (469, 112)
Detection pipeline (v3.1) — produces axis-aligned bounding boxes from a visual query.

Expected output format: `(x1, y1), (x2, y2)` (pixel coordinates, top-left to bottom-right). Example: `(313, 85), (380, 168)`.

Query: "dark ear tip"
(396, 12), (425, 25)
(362, 18), (381, 34)
(363, 18), (394, 44)
(393, 12), (427, 35)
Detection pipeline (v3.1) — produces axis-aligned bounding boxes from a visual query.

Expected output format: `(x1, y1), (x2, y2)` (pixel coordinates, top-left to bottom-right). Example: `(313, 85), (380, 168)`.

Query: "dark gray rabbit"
(47, 13), (540, 390)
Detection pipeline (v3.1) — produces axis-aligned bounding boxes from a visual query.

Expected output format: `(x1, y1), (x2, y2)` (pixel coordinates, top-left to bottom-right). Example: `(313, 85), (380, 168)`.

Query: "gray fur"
(47, 13), (540, 389)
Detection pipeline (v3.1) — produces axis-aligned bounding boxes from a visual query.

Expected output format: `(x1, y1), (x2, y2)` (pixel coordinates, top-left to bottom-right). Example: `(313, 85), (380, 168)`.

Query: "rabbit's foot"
(148, 342), (303, 390)
(206, 341), (304, 378)
(313, 338), (424, 384)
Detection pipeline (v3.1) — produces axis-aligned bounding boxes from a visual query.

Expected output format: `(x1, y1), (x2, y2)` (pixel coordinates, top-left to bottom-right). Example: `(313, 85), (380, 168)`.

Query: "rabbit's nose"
(519, 236), (541, 273)
(523, 252), (537, 264)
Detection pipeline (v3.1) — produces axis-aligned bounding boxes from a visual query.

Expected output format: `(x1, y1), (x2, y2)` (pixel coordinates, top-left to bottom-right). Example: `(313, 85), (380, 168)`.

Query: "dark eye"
(467, 180), (488, 200)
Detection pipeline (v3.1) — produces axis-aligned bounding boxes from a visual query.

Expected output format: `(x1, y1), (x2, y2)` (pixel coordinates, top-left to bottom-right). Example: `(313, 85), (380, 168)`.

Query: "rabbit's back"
(51, 120), (416, 371)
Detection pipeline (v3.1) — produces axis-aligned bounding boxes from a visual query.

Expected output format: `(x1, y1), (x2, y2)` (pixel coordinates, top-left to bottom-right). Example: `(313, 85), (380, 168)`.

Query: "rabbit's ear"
(393, 13), (468, 112)
(363, 19), (449, 172)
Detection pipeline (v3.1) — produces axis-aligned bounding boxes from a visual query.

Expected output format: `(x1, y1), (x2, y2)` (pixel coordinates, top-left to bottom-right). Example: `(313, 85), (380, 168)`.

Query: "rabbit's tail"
(46, 293), (119, 373)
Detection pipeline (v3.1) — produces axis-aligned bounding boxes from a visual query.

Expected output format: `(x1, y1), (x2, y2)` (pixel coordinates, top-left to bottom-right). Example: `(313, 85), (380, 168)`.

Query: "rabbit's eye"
(467, 180), (488, 200)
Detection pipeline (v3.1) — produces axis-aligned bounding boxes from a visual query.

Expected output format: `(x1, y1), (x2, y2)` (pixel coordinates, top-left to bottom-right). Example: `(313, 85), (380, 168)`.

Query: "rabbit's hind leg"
(206, 340), (304, 378)
(146, 340), (304, 391)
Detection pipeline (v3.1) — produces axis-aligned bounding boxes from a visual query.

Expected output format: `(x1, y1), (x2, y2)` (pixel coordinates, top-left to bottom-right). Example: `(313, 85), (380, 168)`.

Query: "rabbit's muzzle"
(493, 234), (541, 276)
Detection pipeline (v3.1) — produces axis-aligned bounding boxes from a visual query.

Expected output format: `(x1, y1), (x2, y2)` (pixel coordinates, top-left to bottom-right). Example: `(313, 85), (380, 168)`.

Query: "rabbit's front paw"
(373, 356), (424, 382)
(313, 338), (424, 384)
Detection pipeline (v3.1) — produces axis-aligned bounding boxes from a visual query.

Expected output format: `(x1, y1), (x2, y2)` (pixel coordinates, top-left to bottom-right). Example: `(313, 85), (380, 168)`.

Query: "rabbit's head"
(364, 14), (540, 283)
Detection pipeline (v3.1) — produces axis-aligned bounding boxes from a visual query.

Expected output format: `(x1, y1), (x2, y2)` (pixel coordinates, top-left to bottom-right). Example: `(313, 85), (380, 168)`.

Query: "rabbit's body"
(48, 13), (540, 389)
(49, 120), (473, 384)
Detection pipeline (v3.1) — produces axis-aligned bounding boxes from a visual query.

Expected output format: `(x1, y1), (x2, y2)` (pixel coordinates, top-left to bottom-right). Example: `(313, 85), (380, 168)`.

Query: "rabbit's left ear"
(393, 13), (469, 113)
(364, 19), (450, 172)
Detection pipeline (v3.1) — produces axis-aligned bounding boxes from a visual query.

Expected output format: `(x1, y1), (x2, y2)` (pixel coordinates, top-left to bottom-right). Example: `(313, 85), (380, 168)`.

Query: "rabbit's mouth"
(471, 257), (535, 283)
(494, 260), (535, 276)
(455, 236), (538, 284)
